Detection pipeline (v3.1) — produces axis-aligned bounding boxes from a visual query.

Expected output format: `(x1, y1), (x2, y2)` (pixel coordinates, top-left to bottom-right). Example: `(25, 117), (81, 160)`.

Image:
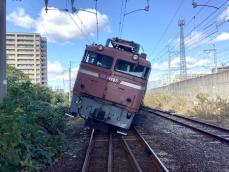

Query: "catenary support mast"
(178, 19), (187, 81)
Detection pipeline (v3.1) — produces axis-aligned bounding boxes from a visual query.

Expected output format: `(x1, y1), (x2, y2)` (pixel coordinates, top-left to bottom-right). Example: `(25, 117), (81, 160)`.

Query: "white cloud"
(174, 31), (211, 49)
(219, 6), (229, 21)
(7, 7), (110, 42)
(215, 32), (229, 42)
(175, 31), (208, 49)
(185, 31), (206, 48)
(151, 56), (210, 70)
(187, 58), (209, 68)
(48, 60), (79, 82)
(48, 61), (64, 74)
(7, 8), (35, 29)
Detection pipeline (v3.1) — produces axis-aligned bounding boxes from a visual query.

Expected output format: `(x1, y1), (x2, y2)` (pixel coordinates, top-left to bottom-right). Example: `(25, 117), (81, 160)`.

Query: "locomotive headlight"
(133, 54), (139, 60)
(97, 44), (104, 51)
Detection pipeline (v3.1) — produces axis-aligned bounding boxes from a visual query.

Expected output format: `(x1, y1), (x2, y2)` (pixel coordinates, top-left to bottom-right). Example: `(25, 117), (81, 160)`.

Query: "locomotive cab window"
(115, 59), (150, 79)
(83, 51), (113, 69)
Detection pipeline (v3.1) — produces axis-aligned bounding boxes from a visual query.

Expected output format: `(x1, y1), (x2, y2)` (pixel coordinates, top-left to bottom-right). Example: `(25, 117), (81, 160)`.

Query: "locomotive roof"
(86, 45), (151, 67)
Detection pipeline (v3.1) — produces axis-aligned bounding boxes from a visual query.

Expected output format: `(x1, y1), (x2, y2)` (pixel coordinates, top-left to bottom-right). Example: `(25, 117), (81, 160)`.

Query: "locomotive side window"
(115, 60), (149, 79)
(83, 51), (113, 69)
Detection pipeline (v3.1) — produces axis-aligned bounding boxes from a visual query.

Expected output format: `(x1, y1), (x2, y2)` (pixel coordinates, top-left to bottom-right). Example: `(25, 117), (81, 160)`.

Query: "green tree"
(0, 66), (68, 171)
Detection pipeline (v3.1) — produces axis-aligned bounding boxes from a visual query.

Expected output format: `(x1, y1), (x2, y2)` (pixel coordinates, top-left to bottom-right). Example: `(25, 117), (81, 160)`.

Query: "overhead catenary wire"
(186, 21), (229, 52)
(44, 0), (94, 43)
(185, 0), (228, 37)
(118, 0), (124, 36)
(119, 0), (150, 38)
(186, 0), (212, 27)
(153, 0), (221, 60)
(75, 12), (95, 43)
(95, 0), (99, 43)
(68, 0), (95, 43)
(120, 0), (128, 38)
(149, 0), (184, 58)
(67, 13), (93, 44)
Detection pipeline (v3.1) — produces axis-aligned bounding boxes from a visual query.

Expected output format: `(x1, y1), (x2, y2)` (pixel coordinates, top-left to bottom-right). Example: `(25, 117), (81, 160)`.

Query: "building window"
(17, 44), (34, 48)
(17, 34), (34, 38)
(17, 54), (34, 57)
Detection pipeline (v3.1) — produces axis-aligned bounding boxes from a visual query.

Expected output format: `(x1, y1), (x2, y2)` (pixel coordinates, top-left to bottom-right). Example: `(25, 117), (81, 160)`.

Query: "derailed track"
(81, 128), (169, 172)
(142, 106), (229, 145)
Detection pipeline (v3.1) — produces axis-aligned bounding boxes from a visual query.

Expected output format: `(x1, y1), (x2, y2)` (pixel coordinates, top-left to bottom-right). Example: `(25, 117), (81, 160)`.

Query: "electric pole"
(178, 19), (187, 81)
(167, 46), (172, 84)
(0, 0), (7, 104)
(204, 45), (217, 73)
(69, 61), (72, 105)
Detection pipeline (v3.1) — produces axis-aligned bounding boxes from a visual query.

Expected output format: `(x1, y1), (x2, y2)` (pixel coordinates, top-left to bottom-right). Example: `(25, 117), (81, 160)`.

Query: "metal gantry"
(178, 19), (187, 81)
(204, 45), (218, 73)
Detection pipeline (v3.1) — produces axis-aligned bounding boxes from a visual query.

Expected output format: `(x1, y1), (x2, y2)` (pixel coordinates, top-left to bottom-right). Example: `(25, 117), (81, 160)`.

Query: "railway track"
(81, 128), (169, 172)
(142, 106), (229, 145)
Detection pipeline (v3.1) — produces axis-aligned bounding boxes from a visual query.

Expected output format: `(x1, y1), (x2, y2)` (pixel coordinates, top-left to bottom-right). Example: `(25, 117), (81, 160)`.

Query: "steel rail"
(107, 132), (112, 172)
(122, 129), (169, 172)
(121, 136), (143, 172)
(143, 106), (229, 132)
(81, 129), (95, 172)
(170, 113), (229, 132)
(145, 108), (229, 145)
(134, 127), (170, 172)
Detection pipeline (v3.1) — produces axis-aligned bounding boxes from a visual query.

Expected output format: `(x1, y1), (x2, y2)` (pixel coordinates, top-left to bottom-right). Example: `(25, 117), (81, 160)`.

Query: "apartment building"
(6, 32), (47, 86)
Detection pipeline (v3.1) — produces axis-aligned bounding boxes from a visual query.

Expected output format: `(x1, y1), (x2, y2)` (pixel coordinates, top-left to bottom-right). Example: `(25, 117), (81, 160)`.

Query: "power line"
(120, 0), (128, 37)
(154, 0), (224, 60)
(186, 0), (212, 27)
(218, 48), (229, 55)
(67, 13), (93, 43)
(185, 0), (228, 37)
(150, 0), (184, 58)
(161, 1), (228, 58)
(69, 0), (95, 43)
(75, 12), (95, 42)
(185, 20), (229, 50)
(95, 0), (99, 43)
(118, 0), (124, 37)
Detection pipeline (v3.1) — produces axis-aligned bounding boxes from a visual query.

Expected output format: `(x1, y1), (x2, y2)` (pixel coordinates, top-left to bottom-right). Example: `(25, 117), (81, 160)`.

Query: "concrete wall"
(152, 70), (229, 100)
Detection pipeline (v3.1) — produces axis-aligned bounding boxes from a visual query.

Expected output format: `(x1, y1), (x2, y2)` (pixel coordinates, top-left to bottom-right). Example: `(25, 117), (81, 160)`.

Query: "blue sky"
(6, 0), (229, 90)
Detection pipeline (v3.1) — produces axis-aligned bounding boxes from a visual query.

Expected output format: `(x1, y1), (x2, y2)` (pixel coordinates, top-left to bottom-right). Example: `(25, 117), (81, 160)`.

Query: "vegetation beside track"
(144, 91), (192, 113)
(144, 91), (229, 128)
(0, 67), (68, 172)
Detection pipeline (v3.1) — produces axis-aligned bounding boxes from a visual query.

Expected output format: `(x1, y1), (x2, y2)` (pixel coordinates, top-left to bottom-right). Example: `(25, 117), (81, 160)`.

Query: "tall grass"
(144, 91), (229, 128)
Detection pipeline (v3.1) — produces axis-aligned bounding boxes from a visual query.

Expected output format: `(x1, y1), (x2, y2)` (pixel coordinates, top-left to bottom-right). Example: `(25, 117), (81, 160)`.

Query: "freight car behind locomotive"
(70, 38), (151, 134)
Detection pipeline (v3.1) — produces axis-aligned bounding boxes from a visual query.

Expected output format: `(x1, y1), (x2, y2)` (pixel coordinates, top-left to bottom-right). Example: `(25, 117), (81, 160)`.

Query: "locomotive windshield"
(83, 51), (113, 69)
(115, 59), (150, 79)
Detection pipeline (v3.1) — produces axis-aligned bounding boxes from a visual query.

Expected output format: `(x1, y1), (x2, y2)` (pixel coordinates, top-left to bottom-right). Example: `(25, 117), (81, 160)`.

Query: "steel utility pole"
(204, 45), (217, 73)
(178, 19), (187, 81)
(0, 0), (7, 104)
(167, 46), (171, 85)
(167, 47), (178, 85)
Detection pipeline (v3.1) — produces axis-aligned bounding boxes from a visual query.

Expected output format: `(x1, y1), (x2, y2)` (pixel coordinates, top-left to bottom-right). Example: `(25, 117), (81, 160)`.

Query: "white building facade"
(6, 32), (47, 86)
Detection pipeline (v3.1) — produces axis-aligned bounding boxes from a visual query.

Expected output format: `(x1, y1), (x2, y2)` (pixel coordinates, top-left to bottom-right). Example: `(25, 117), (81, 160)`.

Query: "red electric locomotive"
(70, 38), (151, 134)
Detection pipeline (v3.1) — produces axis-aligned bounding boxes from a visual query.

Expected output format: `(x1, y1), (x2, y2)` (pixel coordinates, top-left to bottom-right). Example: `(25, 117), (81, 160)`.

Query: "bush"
(193, 93), (229, 122)
(144, 90), (192, 113)
(0, 67), (67, 171)
(144, 90), (229, 127)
